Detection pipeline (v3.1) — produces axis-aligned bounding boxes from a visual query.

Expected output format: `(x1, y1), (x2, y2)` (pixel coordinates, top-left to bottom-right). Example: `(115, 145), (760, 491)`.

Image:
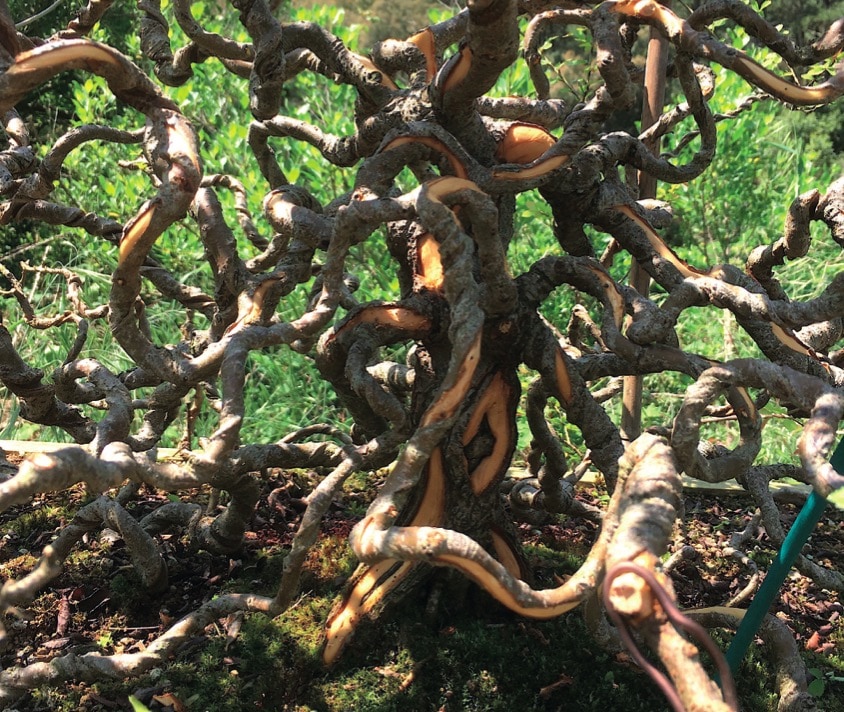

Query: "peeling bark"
(0, 0), (841, 707)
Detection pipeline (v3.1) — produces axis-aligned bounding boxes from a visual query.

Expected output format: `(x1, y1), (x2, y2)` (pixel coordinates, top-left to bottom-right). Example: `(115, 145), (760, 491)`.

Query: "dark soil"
(0, 461), (842, 711)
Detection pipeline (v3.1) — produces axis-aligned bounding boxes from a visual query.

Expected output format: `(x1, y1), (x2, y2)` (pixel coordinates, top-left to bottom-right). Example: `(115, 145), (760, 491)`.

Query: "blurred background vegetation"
(1, 0), (842, 470)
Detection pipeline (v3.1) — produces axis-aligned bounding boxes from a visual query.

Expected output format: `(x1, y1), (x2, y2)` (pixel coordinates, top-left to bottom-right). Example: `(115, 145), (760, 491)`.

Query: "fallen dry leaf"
(224, 611), (244, 650)
(539, 674), (574, 698)
(152, 692), (187, 712)
(805, 631), (822, 652)
(55, 596), (71, 636)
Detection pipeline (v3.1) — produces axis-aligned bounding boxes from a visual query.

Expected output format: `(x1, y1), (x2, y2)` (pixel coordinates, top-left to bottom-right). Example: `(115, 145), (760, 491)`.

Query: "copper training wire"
(602, 561), (739, 712)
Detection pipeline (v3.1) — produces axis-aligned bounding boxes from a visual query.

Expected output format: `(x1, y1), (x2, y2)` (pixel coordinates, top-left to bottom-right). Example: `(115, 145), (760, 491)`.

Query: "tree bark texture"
(0, 1), (843, 708)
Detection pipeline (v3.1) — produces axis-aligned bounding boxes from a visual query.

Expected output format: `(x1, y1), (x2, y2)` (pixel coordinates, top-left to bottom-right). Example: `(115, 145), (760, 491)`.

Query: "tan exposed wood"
(621, 1), (671, 445)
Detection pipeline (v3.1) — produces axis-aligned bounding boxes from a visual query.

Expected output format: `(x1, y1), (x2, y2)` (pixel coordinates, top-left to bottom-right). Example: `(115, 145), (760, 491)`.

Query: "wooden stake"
(621, 3), (671, 444)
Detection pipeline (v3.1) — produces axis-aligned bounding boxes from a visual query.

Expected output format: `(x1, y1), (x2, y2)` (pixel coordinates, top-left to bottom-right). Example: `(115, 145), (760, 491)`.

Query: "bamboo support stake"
(621, 2), (671, 443)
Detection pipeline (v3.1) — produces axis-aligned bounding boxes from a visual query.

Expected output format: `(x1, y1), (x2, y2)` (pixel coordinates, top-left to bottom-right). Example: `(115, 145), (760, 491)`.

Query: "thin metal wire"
(602, 561), (739, 712)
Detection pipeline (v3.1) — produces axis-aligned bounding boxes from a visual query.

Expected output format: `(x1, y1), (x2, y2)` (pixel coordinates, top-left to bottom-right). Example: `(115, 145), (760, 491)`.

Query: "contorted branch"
(0, 0), (841, 708)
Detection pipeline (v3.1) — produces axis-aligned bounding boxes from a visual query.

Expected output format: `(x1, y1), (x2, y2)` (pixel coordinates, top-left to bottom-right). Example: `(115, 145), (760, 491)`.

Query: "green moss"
(28, 686), (81, 712)
(19, 558), (839, 712)
(524, 543), (585, 579)
(301, 536), (358, 593)
(151, 576), (838, 712)
(5, 505), (65, 540)
(0, 552), (38, 578)
(163, 597), (332, 710)
(314, 604), (669, 712)
(109, 571), (153, 614)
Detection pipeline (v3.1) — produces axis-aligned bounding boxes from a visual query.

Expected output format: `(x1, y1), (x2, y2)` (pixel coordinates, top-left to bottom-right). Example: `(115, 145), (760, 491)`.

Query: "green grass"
(1, 7), (840, 463)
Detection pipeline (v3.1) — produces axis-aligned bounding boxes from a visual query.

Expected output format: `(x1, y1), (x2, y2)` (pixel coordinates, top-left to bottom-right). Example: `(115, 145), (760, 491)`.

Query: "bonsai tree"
(0, 1), (842, 709)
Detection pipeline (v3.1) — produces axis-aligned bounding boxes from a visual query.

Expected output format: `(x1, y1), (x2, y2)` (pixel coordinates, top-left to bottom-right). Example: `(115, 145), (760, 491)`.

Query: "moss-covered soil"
(0, 466), (842, 712)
